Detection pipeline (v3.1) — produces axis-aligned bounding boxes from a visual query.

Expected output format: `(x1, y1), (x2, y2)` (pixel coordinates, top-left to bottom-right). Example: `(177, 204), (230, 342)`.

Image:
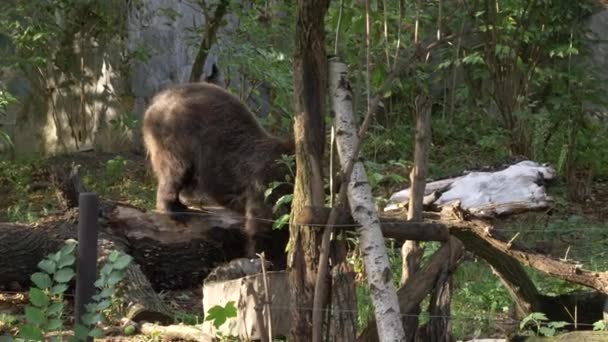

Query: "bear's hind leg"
(154, 157), (192, 222)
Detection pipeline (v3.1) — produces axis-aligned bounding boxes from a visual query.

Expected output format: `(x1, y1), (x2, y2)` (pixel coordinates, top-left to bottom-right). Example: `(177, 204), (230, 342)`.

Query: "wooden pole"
(75, 192), (99, 341)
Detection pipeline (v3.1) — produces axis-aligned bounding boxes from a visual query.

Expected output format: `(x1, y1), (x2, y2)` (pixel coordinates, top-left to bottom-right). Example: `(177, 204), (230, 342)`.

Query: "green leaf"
(53, 268), (75, 283)
(29, 288), (49, 308)
(204, 301), (237, 329)
(25, 306), (46, 325)
(593, 320), (607, 331)
(59, 242), (76, 257)
(50, 251), (62, 263)
(73, 324), (89, 341)
(37, 260), (56, 274)
(94, 278), (105, 288)
(100, 263), (113, 276)
(45, 318), (63, 331)
(81, 313), (102, 326)
(223, 301), (237, 317)
(56, 254), (75, 269)
(31, 273), (52, 289)
(106, 270), (124, 286)
(539, 326), (555, 337)
(50, 284), (69, 296)
(548, 321), (569, 329)
(272, 194), (293, 212)
(123, 325), (136, 335)
(112, 254), (132, 270)
(272, 214), (290, 230)
(96, 299), (111, 311)
(19, 324), (44, 341)
(108, 250), (119, 263)
(47, 302), (64, 316)
(88, 328), (103, 338)
(98, 287), (113, 299)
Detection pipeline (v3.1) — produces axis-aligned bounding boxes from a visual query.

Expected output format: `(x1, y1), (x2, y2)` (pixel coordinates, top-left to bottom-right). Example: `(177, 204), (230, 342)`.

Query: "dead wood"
(447, 217), (608, 295)
(512, 331), (608, 341)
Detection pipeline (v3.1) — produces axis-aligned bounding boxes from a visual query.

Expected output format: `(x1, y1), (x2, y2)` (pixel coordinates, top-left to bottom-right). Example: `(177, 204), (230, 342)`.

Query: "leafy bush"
(0, 241), (132, 342)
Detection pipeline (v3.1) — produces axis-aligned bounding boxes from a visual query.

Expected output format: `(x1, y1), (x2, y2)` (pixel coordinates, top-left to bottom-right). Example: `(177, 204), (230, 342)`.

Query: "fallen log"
(513, 331), (608, 341)
(447, 218), (608, 295)
(0, 202), (252, 324)
(3, 199), (607, 329)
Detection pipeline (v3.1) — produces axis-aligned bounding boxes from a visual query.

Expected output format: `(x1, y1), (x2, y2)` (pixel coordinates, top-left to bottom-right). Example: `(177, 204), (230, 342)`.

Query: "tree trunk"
(332, 59), (406, 341)
(401, 94), (432, 341)
(287, 1), (329, 340)
(358, 237), (464, 342)
(329, 240), (358, 342)
(189, 0), (229, 83)
(0, 219), (173, 324)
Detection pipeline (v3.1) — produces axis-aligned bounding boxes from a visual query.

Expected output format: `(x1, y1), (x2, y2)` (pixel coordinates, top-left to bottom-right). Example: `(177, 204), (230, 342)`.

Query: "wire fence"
(0, 289), (599, 330)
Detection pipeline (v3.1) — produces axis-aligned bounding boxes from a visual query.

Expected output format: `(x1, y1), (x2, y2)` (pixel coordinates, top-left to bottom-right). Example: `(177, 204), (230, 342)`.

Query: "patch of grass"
(82, 155), (156, 209)
(0, 313), (19, 332)
(452, 260), (512, 339)
(173, 311), (205, 326)
(0, 158), (58, 222)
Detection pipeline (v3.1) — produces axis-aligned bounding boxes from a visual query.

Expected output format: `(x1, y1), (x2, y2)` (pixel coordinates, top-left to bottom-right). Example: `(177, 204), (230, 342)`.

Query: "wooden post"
(75, 192), (99, 341)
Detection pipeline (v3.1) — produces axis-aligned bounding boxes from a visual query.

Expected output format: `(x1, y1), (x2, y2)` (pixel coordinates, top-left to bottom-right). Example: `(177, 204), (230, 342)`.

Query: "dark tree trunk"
(189, 0), (229, 83)
(287, 0), (329, 340)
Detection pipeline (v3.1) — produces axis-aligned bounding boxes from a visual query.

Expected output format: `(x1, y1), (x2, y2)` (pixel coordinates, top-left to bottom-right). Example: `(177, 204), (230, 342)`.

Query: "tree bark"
(0, 218), (173, 324)
(358, 237), (464, 342)
(288, 1), (329, 340)
(401, 94), (432, 341)
(333, 61), (406, 341)
(189, 0), (229, 83)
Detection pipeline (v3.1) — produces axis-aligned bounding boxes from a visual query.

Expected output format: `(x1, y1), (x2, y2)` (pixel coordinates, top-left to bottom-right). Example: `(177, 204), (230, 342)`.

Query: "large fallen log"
(0, 204), (246, 290)
(514, 331), (608, 341)
(3, 200), (607, 328)
(0, 202), (250, 324)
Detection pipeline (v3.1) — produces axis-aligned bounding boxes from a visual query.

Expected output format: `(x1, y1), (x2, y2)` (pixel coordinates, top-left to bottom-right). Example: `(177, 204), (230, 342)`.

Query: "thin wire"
(0, 289), (595, 327)
(150, 208), (608, 232)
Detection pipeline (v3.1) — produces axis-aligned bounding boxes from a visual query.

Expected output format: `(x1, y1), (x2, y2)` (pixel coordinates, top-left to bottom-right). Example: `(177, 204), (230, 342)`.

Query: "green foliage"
(6, 241), (76, 342)
(204, 301), (237, 330)
(210, 1), (294, 133)
(72, 250), (132, 341)
(265, 154), (295, 230)
(0, 158), (56, 222)
(104, 156), (127, 186)
(452, 261), (512, 338)
(593, 320), (608, 331)
(0, 241), (131, 342)
(519, 312), (568, 337)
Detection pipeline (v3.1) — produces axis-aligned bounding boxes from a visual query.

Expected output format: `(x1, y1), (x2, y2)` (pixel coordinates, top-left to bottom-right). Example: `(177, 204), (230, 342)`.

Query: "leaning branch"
(330, 57), (406, 341)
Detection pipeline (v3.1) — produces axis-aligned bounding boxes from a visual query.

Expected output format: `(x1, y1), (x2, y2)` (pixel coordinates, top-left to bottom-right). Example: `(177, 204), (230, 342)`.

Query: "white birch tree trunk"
(329, 57), (406, 342)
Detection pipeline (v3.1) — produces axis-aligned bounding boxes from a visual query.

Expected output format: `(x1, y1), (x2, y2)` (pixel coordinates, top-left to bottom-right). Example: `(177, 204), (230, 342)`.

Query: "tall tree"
(287, 0), (329, 340)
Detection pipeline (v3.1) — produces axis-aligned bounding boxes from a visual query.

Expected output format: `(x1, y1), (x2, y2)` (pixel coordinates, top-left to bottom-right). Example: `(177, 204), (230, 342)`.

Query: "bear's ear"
(203, 61), (225, 88)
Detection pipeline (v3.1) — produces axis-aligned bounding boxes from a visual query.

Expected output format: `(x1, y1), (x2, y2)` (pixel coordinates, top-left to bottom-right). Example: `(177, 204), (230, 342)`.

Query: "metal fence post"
(75, 192), (99, 342)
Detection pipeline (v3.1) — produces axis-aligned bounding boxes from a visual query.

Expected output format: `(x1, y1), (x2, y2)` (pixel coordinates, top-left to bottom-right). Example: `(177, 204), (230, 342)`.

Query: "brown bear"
(142, 82), (293, 264)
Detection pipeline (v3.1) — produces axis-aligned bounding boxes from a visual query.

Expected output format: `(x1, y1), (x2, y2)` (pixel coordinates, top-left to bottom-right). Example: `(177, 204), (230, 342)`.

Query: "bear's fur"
(143, 83), (293, 264)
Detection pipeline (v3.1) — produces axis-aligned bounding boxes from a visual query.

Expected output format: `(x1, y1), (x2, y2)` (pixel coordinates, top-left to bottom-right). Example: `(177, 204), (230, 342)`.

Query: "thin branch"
(334, 0), (345, 56)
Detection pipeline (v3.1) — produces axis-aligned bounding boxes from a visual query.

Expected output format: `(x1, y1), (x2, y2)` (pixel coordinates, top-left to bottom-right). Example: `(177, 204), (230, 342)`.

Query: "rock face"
(586, 7), (608, 118)
(3, 4), (608, 156)
(1, 0), (211, 156)
(127, 0), (204, 112)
